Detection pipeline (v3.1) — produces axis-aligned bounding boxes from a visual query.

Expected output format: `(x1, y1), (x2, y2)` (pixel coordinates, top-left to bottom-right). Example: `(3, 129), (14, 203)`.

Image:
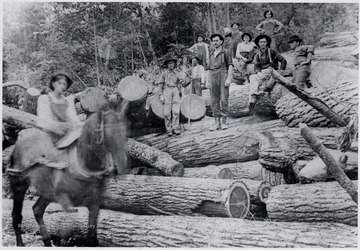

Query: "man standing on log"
(186, 56), (206, 96)
(244, 34), (286, 115)
(287, 35), (315, 89)
(158, 57), (184, 136)
(207, 33), (233, 131)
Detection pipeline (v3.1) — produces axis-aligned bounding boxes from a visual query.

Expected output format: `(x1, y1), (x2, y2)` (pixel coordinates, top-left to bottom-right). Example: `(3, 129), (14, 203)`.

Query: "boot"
(221, 117), (228, 130)
(242, 102), (256, 116)
(209, 117), (221, 131)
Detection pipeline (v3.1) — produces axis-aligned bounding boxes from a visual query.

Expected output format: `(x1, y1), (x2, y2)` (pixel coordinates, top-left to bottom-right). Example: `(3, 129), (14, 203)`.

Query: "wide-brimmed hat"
(49, 71), (73, 90)
(163, 58), (177, 66)
(287, 35), (303, 44)
(197, 35), (205, 40)
(241, 33), (253, 42)
(254, 34), (272, 47)
(263, 10), (273, 18)
(210, 33), (224, 41)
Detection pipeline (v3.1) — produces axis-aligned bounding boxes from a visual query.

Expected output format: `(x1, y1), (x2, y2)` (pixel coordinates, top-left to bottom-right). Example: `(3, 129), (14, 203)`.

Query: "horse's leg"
(32, 197), (52, 246)
(9, 176), (29, 246)
(86, 204), (100, 246)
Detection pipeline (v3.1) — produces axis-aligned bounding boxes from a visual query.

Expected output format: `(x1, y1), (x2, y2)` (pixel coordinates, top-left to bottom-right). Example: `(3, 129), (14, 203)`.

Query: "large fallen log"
(275, 79), (357, 127)
(266, 180), (358, 226)
(103, 175), (251, 218)
(318, 31), (358, 48)
(136, 119), (286, 167)
(218, 161), (262, 180)
(2, 199), (358, 248)
(300, 123), (357, 203)
(2, 105), (183, 177)
(182, 164), (233, 179)
(201, 83), (289, 117)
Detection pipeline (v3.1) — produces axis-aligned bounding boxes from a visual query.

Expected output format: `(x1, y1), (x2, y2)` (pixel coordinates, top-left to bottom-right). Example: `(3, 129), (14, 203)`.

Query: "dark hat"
(263, 10), (273, 18)
(210, 33), (224, 41)
(254, 34), (272, 47)
(287, 35), (303, 44)
(163, 58), (177, 66)
(231, 23), (240, 28)
(49, 71), (73, 90)
(241, 33), (253, 42)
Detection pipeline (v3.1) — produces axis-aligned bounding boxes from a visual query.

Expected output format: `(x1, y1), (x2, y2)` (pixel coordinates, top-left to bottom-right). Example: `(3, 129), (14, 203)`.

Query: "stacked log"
(266, 181), (358, 226)
(2, 199), (357, 248)
(21, 87), (40, 115)
(180, 94), (206, 122)
(183, 164), (233, 179)
(103, 175), (251, 218)
(275, 79), (358, 127)
(76, 87), (109, 113)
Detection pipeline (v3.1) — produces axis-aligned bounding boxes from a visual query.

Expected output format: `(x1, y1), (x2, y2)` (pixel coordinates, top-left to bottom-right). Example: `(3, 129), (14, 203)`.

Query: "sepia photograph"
(2, 0), (359, 247)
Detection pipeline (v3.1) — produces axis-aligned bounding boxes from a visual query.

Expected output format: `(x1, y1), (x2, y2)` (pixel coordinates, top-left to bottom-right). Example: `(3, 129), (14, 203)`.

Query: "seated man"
(245, 34), (287, 115)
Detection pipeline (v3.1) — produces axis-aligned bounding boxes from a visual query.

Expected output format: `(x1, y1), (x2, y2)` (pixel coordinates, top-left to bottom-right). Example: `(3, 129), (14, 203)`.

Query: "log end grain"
(170, 163), (185, 177)
(118, 76), (148, 102)
(180, 94), (206, 121)
(79, 87), (108, 113)
(148, 93), (165, 119)
(218, 168), (233, 179)
(258, 181), (272, 202)
(226, 181), (251, 218)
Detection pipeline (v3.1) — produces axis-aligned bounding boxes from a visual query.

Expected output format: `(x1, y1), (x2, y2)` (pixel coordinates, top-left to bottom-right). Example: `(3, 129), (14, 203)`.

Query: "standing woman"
(235, 33), (257, 84)
(255, 10), (283, 52)
(37, 72), (83, 147)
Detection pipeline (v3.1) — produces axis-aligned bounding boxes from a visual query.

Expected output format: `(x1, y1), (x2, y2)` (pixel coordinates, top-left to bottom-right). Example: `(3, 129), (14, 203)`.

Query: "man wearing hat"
(208, 33), (234, 131)
(245, 34), (286, 115)
(287, 34), (315, 88)
(186, 56), (206, 96)
(188, 34), (210, 69)
(158, 57), (184, 136)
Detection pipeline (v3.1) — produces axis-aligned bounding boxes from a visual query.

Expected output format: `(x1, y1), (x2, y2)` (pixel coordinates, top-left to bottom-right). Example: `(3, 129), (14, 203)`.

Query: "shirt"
(157, 69), (180, 87)
(236, 42), (257, 59)
(253, 48), (287, 73)
(256, 19), (283, 37)
(208, 48), (233, 71)
(293, 45), (315, 65)
(187, 64), (205, 83)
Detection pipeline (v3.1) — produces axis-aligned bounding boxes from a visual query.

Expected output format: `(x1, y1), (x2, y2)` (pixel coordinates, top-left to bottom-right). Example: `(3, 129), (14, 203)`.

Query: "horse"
(7, 103), (128, 247)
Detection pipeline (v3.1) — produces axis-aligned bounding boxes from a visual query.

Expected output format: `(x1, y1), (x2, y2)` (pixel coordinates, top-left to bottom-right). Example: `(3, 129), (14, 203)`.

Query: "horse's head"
(78, 101), (129, 175)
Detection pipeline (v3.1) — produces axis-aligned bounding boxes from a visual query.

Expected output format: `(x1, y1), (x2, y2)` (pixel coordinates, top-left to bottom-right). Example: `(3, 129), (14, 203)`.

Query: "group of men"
(157, 23), (315, 136)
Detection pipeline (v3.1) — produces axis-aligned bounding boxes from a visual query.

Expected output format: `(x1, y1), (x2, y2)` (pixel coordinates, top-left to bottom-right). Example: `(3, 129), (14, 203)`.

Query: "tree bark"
(271, 69), (349, 127)
(2, 105), (183, 177)
(21, 88), (40, 115)
(318, 31), (358, 48)
(300, 123), (358, 203)
(2, 199), (357, 248)
(275, 79), (357, 127)
(266, 180), (358, 226)
(183, 164), (233, 179)
(102, 175), (251, 218)
(135, 119), (286, 167)
(218, 161), (263, 181)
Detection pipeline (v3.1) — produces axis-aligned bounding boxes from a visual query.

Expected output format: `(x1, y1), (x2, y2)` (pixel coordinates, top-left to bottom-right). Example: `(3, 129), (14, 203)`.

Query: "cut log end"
(218, 168), (233, 179)
(180, 94), (206, 121)
(227, 182), (250, 218)
(148, 93), (165, 119)
(171, 163), (185, 177)
(258, 181), (272, 202)
(79, 87), (108, 113)
(117, 76), (148, 102)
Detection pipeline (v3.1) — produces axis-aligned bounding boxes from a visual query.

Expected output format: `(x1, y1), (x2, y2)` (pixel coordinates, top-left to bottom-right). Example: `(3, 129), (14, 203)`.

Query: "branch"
(300, 123), (357, 204)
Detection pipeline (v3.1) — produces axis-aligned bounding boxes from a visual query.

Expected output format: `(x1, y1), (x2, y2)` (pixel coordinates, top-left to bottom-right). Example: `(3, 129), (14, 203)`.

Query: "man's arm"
(253, 53), (261, 74)
(225, 50), (233, 86)
(275, 52), (287, 70)
(300, 45), (315, 65)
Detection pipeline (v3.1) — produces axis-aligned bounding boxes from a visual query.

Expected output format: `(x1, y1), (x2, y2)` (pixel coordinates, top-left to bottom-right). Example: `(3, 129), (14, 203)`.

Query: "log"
(127, 138), (184, 176)
(298, 149), (358, 182)
(117, 76), (148, 105)
(2, 199), (357, 248)
(318, 31), (358, 48)
(2, 105), (183, 177)
(2, 80), (29, 90)
(180, 94), (206, 121)
(271, 69), (349, 127)
(75, 87), (109, 113)
(135, 119), (286, 167)
(266, 180), (358, 226)
(218, 161), (263, 181)
(202, 83), (289, 117)
(276, 79), (357, 127)
(300, 123), (358, 203)
(21, 87), (40, 115)
(103, 175), (251, 218)
(183, 164), (233, 179)
(261, 167), (286, 186)
(315, 46), (358, 65)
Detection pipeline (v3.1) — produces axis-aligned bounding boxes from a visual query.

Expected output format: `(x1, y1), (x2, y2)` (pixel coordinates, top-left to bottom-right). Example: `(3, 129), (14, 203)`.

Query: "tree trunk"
(183, 164), (233, 179)
(202, 82), (289, 117)
(103, 175), (251, 218)
(218, 161), (263, 181)
(261, 167), (286, 186)
(207, 3), (212, 35)
(117, 76), (148, 104)
(74, 87), (109, 113)
(225, 3), (230, 27)
(300, 123), (358, 203)
(266, 180), (358, 226)
(275, 79), (357, 127)
(210, 3), (216, 33)
(2, 106), (183, 177)
(135, 119), (286, 167)
(21, 88), (40, 115)
(2, 199), (357, 248)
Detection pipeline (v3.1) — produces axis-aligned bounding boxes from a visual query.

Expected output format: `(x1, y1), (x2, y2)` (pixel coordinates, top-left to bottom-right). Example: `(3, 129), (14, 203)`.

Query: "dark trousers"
(209, 69), (229, 117)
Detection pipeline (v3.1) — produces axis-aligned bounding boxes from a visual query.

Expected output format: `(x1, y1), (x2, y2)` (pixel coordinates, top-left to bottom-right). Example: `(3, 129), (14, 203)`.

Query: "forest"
(3, 2), (358, 93)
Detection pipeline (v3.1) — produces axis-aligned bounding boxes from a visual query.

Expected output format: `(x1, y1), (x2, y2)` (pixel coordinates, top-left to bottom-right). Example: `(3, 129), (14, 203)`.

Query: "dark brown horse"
(7, 104), (128, 246)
